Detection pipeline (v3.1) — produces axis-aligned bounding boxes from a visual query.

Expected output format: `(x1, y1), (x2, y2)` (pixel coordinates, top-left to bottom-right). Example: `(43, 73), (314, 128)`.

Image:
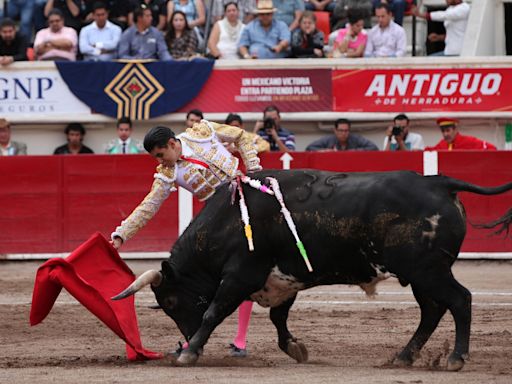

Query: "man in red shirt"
(427, 118), (497, 151)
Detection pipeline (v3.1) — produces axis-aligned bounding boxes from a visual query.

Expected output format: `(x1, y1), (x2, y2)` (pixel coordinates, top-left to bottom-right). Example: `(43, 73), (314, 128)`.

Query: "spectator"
(106, 0), (133, 30)
(83, 0), (133, 30)
(364, 3), (406, 57)
(332, 0), (373, 31)
(411, 0), (470, 56)
(166, 0), (206, 47)
(5, 0), (35, 41)
(118, 5), (172, 60)
(186, 109), (204, 127)
(0, 18), (28, 65)
(426, 118), (497, 151)
(0, 118), (27, 156)
(306, 118), (378, 151)
(254, 105), (295, 152)
(44, 0), (83, 32)
(290, 10), (324, 58)
(305, 0), (335, 14)
(53, 123), (94, 154)
(129, 0), (168, 31)
(79, 2), (122, 61)
(207, 2), (244, 60)
(165, 10), (199, 59)
(372, 0), (407, 26)
(273, 0), (304, 31)
(211, 0), (256, 24)
(225, 113), (270, 153)
(331, 8), (367, 58)
(238, 0), (291, 59)
(33, 9), (78, 61)
(383, 113), (424, 151)
(105, 117), (144, 154)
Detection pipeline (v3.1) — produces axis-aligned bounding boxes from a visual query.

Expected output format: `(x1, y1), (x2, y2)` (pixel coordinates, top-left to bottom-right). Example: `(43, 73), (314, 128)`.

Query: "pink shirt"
(34, 26), (78, 61)
(335, 28), (367, 51)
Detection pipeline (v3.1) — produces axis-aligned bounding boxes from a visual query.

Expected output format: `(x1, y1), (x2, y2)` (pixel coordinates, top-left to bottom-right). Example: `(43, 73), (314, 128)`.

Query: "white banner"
(0, 63), (91, 118)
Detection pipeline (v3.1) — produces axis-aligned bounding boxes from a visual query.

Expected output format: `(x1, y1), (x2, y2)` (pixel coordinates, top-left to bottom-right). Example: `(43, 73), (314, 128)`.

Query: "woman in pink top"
(332, 9), (367, 58)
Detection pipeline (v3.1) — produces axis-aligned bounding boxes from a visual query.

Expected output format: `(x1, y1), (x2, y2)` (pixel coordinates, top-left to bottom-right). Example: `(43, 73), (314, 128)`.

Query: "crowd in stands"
(1, 0), (471, 63)
(0, 107), (498, 157)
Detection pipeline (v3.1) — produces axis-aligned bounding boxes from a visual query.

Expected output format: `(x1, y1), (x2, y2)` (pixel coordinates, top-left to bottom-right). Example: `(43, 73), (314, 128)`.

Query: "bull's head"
(112, 260), (210, 342)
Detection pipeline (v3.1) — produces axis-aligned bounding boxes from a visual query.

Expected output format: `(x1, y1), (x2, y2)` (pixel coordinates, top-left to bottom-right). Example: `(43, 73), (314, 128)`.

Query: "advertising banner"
(0, 68), (91, 116)
(180, 68), (333, 112)
(333, 68), (512, 113)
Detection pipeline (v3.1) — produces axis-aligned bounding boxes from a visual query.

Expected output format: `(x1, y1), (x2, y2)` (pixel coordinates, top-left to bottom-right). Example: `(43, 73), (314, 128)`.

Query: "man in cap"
(427, 118), (497, 151)
(0, 118), (27, 155)
(238, 0), (291, 59)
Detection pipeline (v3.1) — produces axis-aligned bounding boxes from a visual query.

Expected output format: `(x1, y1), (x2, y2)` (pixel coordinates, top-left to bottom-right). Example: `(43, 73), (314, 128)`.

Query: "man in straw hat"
(238, 0), (290, 59)
(426, 118), (497, 151)
(0, 118), (27, 156)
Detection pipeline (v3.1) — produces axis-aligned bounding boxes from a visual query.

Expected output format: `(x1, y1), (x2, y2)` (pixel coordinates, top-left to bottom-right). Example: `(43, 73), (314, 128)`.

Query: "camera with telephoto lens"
(263, 117), (276, 133)
(392, 126), (403, 136)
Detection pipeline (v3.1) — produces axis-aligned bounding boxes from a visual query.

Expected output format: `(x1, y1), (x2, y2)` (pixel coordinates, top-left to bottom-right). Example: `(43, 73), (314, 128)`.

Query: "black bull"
(113, 170), (512, 370)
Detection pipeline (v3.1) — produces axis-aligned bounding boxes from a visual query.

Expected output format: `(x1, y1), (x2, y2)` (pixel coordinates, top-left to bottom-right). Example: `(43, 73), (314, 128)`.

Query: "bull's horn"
(111, 269), (163, 300)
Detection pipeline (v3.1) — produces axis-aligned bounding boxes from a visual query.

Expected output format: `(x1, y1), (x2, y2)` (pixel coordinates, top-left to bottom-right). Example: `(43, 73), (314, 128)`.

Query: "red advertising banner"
(333, 68), (512, 113)
(180, 69), (332, 113)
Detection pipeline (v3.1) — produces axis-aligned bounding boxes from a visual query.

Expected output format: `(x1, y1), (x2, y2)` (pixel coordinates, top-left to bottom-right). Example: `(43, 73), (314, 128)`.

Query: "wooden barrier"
(0, 151), (511, 255)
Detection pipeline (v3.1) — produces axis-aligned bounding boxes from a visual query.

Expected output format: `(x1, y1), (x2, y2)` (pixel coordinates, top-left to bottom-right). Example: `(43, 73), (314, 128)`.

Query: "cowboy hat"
(254, 0), (277, 14)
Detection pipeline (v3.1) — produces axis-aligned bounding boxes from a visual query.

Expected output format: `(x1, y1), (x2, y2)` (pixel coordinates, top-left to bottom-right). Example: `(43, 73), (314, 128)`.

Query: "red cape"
(30, 232), (162, 361)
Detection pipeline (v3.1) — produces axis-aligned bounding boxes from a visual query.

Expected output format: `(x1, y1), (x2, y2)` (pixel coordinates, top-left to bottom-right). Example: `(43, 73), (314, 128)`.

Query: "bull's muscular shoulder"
(182, 121), (214, 142)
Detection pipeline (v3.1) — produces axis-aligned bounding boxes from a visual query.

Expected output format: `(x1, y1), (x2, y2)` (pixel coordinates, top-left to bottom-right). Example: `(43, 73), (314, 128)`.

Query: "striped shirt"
(257, 127), (295, 151)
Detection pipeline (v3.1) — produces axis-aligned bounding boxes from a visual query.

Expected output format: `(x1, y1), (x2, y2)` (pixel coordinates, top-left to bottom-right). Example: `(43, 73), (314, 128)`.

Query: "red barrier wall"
(0, 152), (511, 254)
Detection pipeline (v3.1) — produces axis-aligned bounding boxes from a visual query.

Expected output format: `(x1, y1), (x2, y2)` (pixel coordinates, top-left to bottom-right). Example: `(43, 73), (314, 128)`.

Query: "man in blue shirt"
(255, 105), (295, 151)
(306, 118), (379, 151)
(238, 0), (291, 59)
(79, 2), (122, 61)
(118, 5), (172, 60)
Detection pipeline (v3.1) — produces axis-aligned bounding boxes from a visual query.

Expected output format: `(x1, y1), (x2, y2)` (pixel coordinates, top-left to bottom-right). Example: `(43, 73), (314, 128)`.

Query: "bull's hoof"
(446, 355), (465, 371)
(286, 340), (308, 363)
(390, 352), (414, 367)
(176, 350), (199, 366)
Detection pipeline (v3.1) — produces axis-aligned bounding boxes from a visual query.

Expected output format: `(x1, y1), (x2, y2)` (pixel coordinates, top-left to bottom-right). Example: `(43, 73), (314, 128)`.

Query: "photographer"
(383, 114), (425, 151)
(254, 105), (295, 152)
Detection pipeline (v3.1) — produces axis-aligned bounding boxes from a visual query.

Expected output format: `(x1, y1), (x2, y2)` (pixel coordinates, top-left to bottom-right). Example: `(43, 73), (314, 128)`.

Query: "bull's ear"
(161, 260), (176, 280)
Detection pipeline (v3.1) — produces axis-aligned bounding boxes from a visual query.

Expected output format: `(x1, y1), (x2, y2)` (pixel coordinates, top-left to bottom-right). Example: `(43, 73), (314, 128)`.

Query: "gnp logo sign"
(0, 67), (90, 116)
(333, 68), (510, 113)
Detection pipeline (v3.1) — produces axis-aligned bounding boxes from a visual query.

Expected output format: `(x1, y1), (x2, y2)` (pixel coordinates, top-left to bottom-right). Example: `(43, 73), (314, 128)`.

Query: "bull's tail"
(442, 176), (512, 196)
(473, 208), (512, 236)
(440, 176), (512, 236)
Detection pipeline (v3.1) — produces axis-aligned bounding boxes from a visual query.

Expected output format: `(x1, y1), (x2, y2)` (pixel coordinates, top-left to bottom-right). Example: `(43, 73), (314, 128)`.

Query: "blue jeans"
(33, 0), (48, 32)
(7, 0), (35, 40)
(372, 0), (406, 26)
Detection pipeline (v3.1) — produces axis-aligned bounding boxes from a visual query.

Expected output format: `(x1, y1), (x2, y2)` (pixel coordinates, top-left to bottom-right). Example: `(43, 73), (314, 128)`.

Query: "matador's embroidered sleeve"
(211, 122), (263, 172)
(111, 165), (176, 242)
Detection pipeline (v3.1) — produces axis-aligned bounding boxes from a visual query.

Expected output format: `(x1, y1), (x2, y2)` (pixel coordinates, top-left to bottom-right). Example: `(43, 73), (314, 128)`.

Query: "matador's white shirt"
(112, 120), (262, 242)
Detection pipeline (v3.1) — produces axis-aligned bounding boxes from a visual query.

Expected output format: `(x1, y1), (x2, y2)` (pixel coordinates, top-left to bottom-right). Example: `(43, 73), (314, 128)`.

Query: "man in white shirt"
(79, 2), (122, 61)
(105, 116), (144, 154)
(364, 2), (406, 58)
(412, 0), (470, 56)
(383, 114), (425, 151)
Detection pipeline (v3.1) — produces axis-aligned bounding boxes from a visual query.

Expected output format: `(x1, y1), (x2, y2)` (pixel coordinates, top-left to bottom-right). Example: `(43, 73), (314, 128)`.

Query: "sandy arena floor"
(1, 260), (511, 383)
